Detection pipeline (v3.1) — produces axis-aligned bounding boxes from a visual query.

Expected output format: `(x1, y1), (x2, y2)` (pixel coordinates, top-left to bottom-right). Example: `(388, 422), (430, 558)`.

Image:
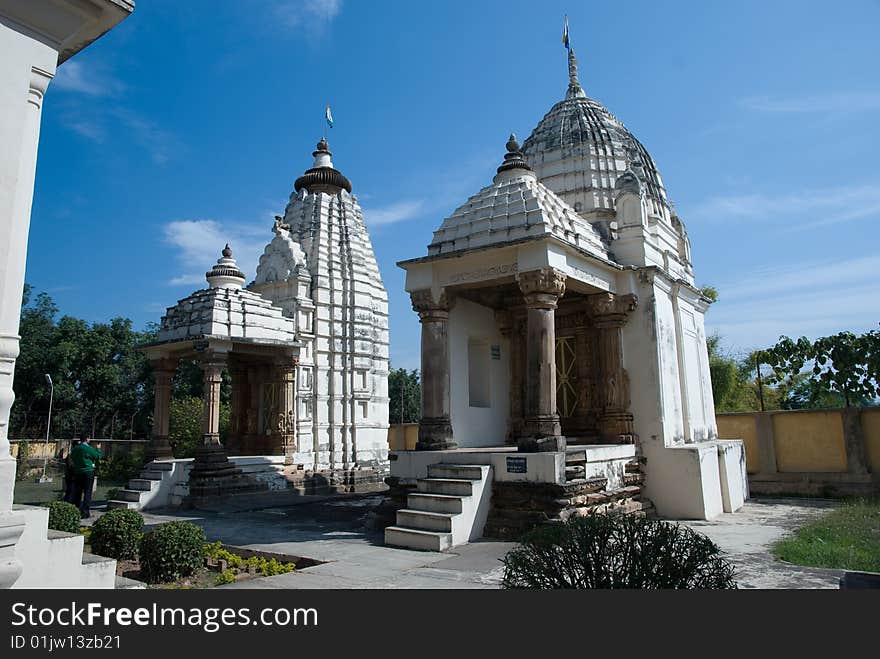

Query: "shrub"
(501, 513), (737, 589)
(139, 521), (206, 584)
(89, 508), (144, 560)
(204, 541), (295, 577)
(96, 452), (144, 483)
(46, 501), (81, 534)
(215, 570), (236, 586)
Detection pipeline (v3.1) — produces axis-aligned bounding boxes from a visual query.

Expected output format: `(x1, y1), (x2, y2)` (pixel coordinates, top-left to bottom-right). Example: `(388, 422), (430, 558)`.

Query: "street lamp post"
(38, 373), (54, 483)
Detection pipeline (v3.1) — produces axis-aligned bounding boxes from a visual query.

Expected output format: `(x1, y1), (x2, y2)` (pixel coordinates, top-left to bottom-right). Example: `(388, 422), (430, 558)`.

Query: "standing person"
(70, 434), (102, 518)
(61, 439), (81, 503)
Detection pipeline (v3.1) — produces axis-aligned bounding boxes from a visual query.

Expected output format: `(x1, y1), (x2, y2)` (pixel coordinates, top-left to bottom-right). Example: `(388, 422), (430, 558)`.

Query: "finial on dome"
(312, 137), (333, 169)
(206, 243), (246, 289)
(495, 132), (533, 178)
(566, 48), (587, 99)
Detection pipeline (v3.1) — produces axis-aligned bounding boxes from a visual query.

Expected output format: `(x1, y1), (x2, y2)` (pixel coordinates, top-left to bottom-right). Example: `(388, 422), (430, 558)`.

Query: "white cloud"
(362, 200), (425, 226)
(163, 219), (269, 287)
(740, 91), (880, 114)
(687, 184), (880, 227)
(274, 0), (342, 33)
(707, 255), (880, 353)
(52, 60), (124, 96)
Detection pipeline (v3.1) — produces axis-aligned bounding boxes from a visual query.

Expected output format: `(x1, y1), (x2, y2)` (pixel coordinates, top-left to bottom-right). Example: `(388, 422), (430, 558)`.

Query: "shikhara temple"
(127, 137), (392, 505)
(385, 45), (746, 550)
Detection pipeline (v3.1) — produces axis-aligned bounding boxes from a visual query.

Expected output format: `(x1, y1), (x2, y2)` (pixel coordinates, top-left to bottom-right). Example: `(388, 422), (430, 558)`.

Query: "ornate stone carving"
(410, 288), (452, 320)
(517, 268), (566, 301)
(588, 292), (637, 327)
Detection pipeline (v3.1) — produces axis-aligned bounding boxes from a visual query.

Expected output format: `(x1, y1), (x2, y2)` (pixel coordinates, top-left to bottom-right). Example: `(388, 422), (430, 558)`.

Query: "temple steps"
(107, 460), (191, 511)
(385, 464), (492, 552)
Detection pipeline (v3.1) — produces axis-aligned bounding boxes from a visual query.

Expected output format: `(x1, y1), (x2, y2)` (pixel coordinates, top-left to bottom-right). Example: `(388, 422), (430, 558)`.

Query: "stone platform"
(383, 444), (651, 545)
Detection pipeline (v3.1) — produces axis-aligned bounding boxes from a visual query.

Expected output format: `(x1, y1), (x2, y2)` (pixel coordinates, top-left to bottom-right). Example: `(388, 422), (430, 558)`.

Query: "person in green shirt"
(70, 434), (102, 518)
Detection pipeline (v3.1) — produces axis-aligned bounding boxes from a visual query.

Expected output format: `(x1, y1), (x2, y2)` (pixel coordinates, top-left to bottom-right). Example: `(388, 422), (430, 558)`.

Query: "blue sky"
(25, 0), (880, 369)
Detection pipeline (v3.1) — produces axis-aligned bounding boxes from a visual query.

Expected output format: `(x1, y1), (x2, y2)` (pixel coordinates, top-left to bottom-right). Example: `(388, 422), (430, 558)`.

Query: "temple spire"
(566, 47), (586, 99)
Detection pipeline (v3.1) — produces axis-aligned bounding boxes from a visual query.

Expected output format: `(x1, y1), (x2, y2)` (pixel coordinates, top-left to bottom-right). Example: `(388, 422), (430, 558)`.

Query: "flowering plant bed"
(113, 542), (322, 588)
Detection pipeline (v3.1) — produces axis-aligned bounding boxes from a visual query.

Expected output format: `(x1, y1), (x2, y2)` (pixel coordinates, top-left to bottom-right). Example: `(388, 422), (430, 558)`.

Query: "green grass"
(773, 499), (880, 573)
(13, 468), (126, 507)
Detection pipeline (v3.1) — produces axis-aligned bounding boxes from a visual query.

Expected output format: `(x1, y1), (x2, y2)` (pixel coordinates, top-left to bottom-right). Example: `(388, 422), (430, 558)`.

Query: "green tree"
(764, 330), (879, 408)
(388, 368), (420, 424)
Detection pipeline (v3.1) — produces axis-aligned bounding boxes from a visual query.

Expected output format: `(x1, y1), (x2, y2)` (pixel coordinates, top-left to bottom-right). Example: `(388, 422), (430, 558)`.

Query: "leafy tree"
(388, 367), (420, 424)
(763, 330), (879, 408)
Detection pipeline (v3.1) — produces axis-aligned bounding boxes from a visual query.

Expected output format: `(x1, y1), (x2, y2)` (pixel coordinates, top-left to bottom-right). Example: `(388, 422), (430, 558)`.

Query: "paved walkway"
(136, 495), (843, 589)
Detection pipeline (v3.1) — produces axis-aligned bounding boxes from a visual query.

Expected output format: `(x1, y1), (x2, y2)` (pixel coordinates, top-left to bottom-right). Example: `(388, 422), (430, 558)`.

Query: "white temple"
(385, 44), (747, 551)
(129, 138), (390, 506)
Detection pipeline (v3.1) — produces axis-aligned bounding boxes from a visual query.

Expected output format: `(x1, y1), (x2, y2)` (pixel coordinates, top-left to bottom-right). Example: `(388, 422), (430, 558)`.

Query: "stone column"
(589, 292), (638, 444)
(411, 289), (455, 450)
(146, 359), (176, 461)
(497, 310), (524, 445)
(226, 363), (246, 454)
(517, 268), (566, 452)
(276, 360), (297, 456)
(201, 360), (225, 446)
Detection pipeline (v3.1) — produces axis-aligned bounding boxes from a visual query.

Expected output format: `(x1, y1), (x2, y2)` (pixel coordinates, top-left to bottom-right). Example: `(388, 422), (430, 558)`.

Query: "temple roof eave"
(397, 233), (623, 272)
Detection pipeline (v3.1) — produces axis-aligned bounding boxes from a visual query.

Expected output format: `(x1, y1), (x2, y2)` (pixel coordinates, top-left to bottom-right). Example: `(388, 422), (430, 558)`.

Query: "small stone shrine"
(384, 42), (747, 550)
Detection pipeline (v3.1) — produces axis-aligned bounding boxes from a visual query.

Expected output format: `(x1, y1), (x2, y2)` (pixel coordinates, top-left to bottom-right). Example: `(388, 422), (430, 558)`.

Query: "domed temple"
(127, 138), (390, 508)
(386, 41), (747, 550)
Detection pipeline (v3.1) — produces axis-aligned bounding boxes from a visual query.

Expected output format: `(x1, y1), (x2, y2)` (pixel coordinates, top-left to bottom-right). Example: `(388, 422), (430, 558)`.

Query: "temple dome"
(522, 49), (669, 220)
(428, 135), (609, 260)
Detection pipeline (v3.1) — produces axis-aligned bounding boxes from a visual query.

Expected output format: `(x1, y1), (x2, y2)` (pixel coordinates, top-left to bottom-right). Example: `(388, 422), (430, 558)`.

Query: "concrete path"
(136, 494), (843, 589)
(680, 497), (843, 589)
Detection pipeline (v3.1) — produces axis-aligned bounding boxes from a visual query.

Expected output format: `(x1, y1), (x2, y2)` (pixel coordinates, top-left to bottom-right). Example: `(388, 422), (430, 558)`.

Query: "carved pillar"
(497, 311), (523, 445)
(146, 359), (176, 460)
(589, 292), (638, 443)
(276, 360), (297, 457)
(201, 360), (225, 446)
(412, 289), (456, 450)
(226, 363), (246, 454)
(517, 268), (566, 452)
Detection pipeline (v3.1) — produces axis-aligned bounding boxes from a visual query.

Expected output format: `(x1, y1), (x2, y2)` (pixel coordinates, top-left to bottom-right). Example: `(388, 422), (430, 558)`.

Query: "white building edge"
(0, 0), (135, 589)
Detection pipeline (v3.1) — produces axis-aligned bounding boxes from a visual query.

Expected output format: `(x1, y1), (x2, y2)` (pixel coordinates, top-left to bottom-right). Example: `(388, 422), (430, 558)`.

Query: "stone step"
(416, 478), (473, 497)
(115, 575), (146, 589)
(107, 500), (139, 510)
(128, 478), (158, 491)
(426, 464), (486, 480)
(396, 509), (455, 533)
(384, 526), (452, 552)
(116, 489), (144, 502)
(146, 461), (174, 472)
(80, 552), (116, 588)
(407, 493), (463, 514)
(139, 470), (164, 481)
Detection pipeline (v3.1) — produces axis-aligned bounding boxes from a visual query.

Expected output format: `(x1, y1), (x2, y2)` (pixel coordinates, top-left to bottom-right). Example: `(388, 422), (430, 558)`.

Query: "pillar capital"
(588, 292), (638, 328)
(411, 288), (453, 322)
(517, 268), (566, 309)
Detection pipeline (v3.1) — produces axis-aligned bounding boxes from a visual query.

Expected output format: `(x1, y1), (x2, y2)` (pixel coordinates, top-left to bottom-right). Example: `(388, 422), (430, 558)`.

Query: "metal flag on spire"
(563, 15), (570, 50)
(325, 104), (334, 129)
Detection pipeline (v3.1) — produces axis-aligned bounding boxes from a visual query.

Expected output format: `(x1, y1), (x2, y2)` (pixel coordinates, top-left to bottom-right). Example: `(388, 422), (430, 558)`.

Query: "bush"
(501, 513), (737, 589)
(46, 501), (81, 534)
(139, 521), (206, 584)
(89, 508), (144, 560)
(96, 452), (144, 483)
(215, 570), (236, 586)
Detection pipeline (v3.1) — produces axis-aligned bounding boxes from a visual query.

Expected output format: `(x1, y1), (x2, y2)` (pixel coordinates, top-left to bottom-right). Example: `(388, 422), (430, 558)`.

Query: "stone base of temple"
(186, 446), (268, 502)
(282, 466), (387, 496)
(381, 444), (645, 549)
(483, 466), (652, 540)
